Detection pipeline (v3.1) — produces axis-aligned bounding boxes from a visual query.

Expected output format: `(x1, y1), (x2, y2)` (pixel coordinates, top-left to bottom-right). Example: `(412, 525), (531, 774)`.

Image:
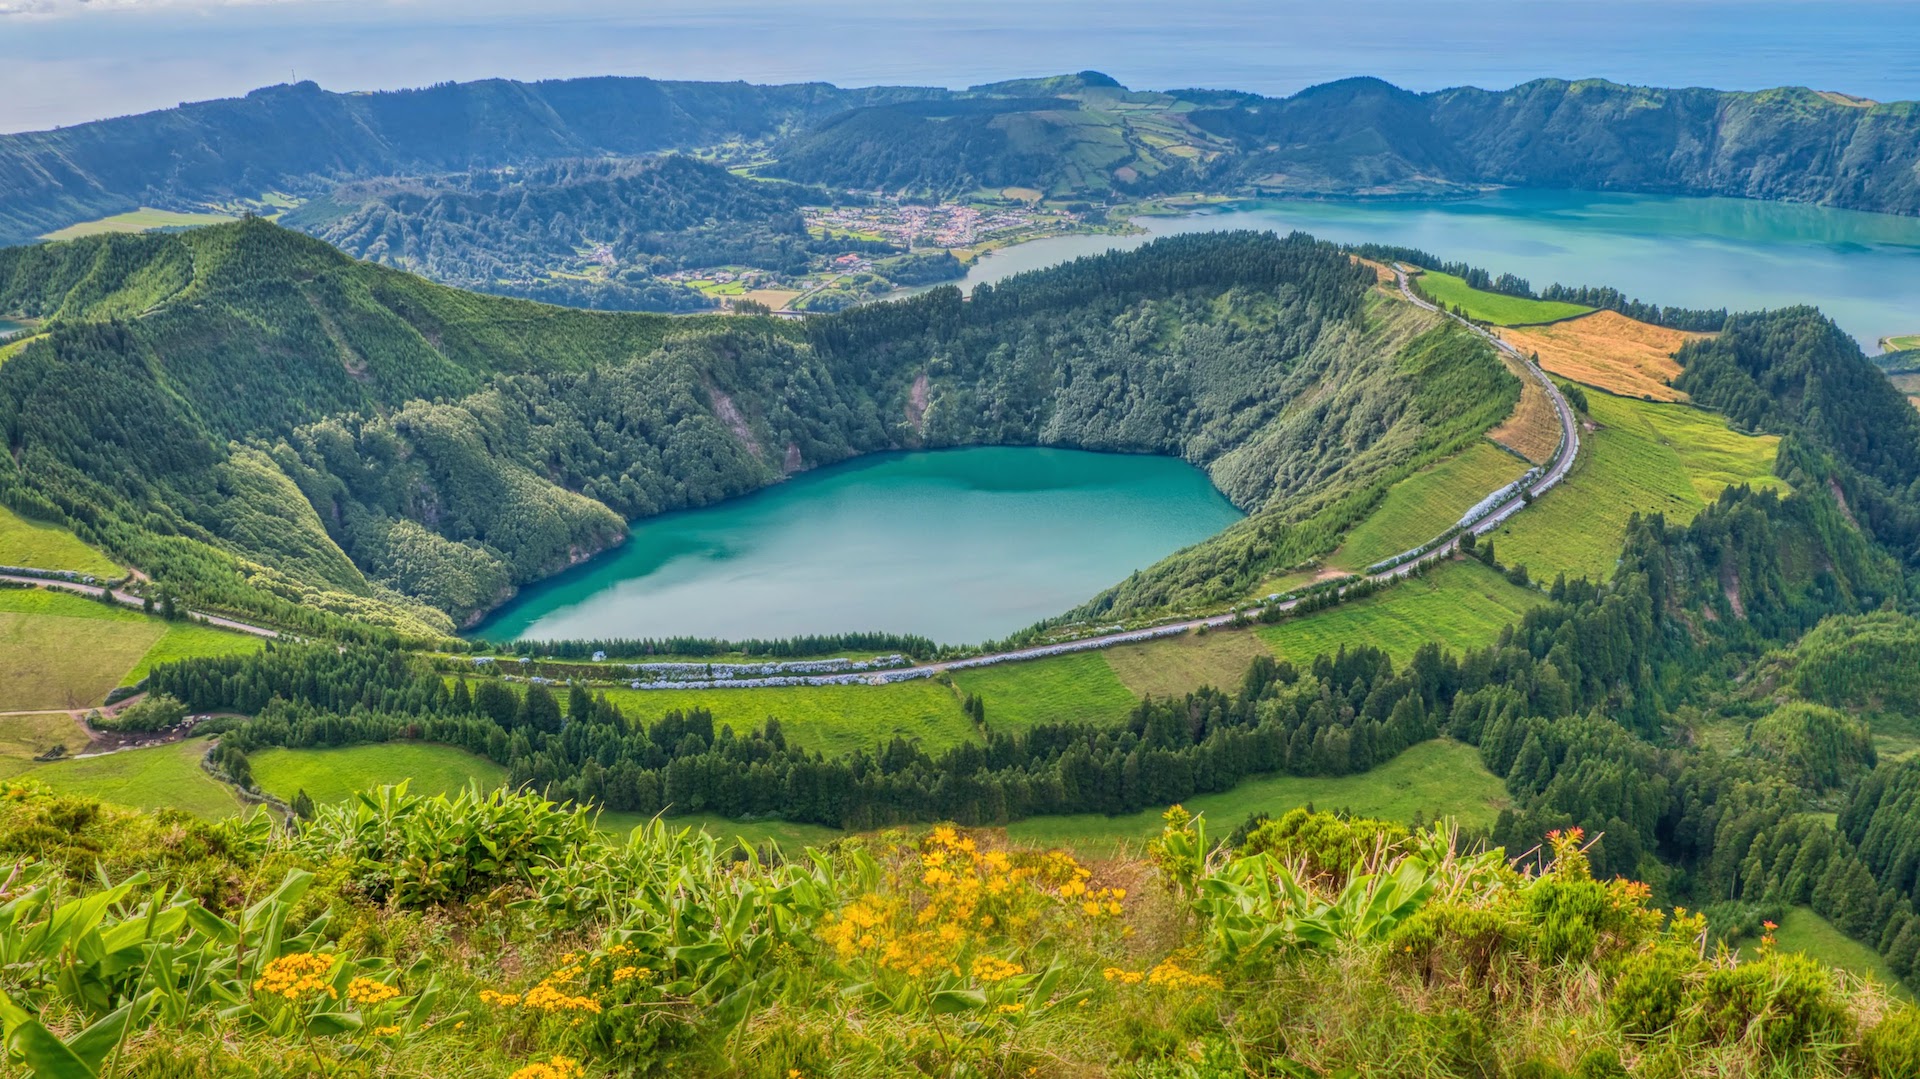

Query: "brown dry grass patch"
(1350, 255), (1396, 285)
(1498, 310), (1706, 402)
(1487, 354), (1562, 463)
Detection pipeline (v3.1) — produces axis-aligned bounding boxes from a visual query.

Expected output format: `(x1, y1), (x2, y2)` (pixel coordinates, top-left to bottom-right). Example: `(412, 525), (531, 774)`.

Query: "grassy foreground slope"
(1491, 391), (1785, 582)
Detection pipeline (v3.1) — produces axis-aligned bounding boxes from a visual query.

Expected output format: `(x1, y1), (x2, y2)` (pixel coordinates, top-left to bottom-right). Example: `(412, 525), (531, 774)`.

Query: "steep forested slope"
(0, 223), (1506, 639)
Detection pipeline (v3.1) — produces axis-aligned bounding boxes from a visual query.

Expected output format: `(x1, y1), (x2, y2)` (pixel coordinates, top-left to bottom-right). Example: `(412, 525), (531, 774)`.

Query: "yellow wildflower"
(507, 1056), (584, 1079)
(372, 1024), (401, 1037)
(971, 955), (1025, 983)
(347, 977), (400, 1007)
(252, 953), (338, 1000)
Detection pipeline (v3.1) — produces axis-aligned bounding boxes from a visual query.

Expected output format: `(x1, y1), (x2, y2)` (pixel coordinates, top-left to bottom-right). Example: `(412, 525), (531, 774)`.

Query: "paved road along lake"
(471, 447), (1244, 646)
(959, 190), (1920, 350)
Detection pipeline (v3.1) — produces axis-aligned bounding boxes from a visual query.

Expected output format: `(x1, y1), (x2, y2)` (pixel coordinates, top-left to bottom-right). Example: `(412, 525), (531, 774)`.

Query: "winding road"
(0, 573), (281, 638)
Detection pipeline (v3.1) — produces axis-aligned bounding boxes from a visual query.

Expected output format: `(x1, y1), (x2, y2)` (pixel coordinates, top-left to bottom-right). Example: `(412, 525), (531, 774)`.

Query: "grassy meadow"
(1491, 391), (1784, 583)
(1332, 441), (1529, 570)
(601, 679), (978, 757)
(0, 504), (121, 575)
(1259, 560), (1543, 666)
(0, 711), (90, 779)
(250, 743), (506, 805)
(952, 652), (1138, 732)
(1101, 627), (1273, 698)
(40, 207), (238, 241)
(1416, 271), (1593, 326)
(0, 586), (263, 709)
(1005, 738), (1506, 854)
(22, 738), (243, 818)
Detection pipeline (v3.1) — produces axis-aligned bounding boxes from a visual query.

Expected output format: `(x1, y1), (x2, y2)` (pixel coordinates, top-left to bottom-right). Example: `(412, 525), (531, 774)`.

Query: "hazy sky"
(5, 1), (1917, 133)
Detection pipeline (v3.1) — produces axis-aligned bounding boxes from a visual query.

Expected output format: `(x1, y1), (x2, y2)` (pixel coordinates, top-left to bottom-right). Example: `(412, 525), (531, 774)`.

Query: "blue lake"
(959, 190), (1920, 351)
(472, 447), (1244, 646)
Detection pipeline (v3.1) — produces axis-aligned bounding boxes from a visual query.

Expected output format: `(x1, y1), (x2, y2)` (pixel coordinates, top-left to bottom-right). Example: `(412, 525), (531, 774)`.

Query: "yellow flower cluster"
(1101, 967), (1145, 986)
(253, 953), (338, 1000)
(507, 1055), (584, 1079)
(970, 955), (1025, 983)
(347, 977), (400, 1007)
(372, 1024), (401, 1037)
(1145, 961), (1222, 991)
(481, 965), (604, 1016)
(610, 965), (652, 983)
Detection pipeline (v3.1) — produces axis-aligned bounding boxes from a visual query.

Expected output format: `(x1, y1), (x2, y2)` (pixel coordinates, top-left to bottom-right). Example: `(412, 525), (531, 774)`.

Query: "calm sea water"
(7, 1), (1919, 133)
(472, 447), (1244, 645)
(958, 191), (1920, 350)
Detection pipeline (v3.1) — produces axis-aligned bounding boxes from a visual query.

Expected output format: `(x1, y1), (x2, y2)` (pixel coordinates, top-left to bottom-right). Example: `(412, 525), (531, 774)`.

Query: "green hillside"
(0, 224), (1517, 641)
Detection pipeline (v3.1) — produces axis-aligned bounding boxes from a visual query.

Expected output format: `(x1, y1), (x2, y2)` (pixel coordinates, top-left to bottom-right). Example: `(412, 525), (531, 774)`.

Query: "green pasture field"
(1333, 441), (1530, 570)
(1102, 627), (1273, 698)
(1004, 739), (1506, 855)
(1258, 561), (1543, 667)
(1416, 272), (1593, 326)
(0, 505), (121, 575)
(0, 712), (91, 779)
(41, 208), (239, 241)
(1742, 907), (1910, 999)
(249, 743), (507, 806)
(1490, 391), (1783, 583)
(951, 652), (1138, 732)
(1881, 334), (1920, 353)
(0, 587), (263, 708)
(124, 622), (265, 685)
(0, 588), (166, 709)
(600, 679), (977, 758)
(23, 738), (242, 818)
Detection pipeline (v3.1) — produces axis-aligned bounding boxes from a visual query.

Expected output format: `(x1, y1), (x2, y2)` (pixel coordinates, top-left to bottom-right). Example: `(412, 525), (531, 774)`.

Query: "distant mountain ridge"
(3, 71), (1919, 245)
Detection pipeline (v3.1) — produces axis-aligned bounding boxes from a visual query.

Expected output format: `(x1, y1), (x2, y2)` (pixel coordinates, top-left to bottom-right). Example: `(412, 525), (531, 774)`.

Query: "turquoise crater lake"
(471, 447), (1245, 646)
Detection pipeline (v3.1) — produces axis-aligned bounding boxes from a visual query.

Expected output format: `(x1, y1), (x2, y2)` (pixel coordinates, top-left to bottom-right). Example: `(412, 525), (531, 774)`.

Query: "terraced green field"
(601, 679), (976, 757)
(951, 652), (1138, 732)
(250, 743), (506, 805)
(1258, 561), (1543, 666)
(1416, 272), (1593, 326)
(0, 505), (121, 575)
(1005, 739), (1505, 854)
(23, 738), (242, 818)
(1491, 391), (1784, 583)
(1333, 441), (1530, 570)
